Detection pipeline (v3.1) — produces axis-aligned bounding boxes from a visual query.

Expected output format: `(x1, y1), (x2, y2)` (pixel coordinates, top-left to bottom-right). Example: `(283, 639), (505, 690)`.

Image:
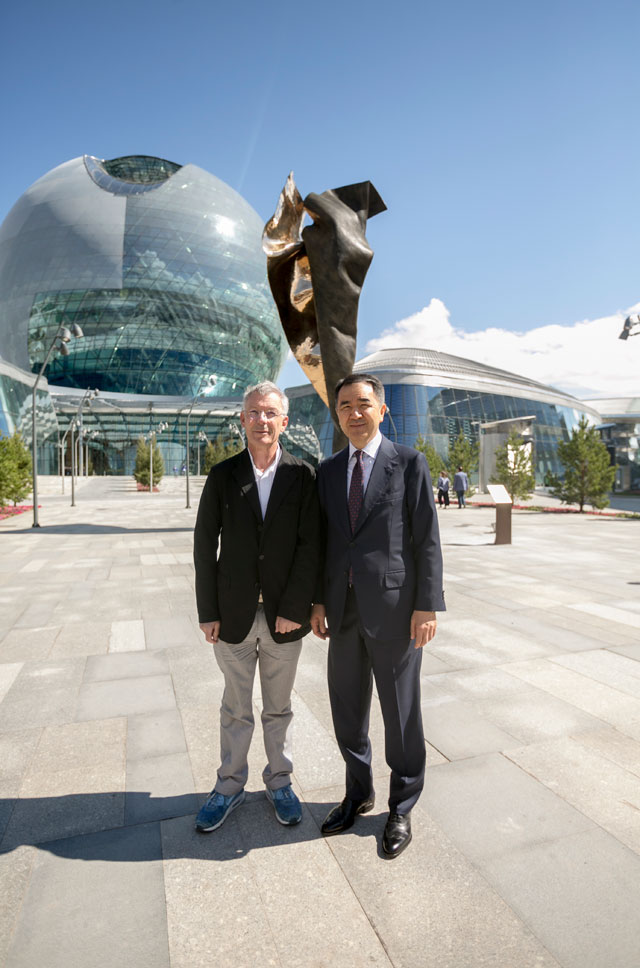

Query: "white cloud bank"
(365, 299), (640, 399)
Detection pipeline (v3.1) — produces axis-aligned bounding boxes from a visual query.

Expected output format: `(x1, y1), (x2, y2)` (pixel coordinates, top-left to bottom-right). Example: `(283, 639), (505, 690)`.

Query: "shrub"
(0, 432), (32, 506)
(414, 434), (446, 482)
(548, 417), (616, 511)
(492, 429), (535, 502)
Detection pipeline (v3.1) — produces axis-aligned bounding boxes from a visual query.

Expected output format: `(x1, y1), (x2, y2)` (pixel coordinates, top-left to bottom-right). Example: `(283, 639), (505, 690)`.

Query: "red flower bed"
(471, 502), (631, 517)
(0, 505), (32, 520)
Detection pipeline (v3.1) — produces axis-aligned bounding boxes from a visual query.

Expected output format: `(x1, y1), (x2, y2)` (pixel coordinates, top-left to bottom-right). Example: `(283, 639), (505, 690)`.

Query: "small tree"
(204, 437), (228, 473)
(149, 435), (164, 488)
(225, 436), (244, 460)
(203, 435), (245, 474)
(447, 432), (479, 489)
(0, 436), (15, 507)
(549, 416), (616, 511)
(415, 434), (446, 481)
(0, 432), (32, 506)
(492, 429), (535, 502)
(132, 436), (163, 488)
(0, 441), (9, 507)
(133, 437), (149, 486)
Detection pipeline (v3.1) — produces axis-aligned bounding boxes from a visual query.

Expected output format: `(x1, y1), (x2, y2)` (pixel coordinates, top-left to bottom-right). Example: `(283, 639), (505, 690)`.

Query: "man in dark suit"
(311, 373), (445, 857)
(194, 381), (319, 832)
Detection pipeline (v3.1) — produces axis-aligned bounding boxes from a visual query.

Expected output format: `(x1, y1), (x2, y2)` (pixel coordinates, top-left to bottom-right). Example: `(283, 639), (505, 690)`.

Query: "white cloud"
(365, 298), (640, 398)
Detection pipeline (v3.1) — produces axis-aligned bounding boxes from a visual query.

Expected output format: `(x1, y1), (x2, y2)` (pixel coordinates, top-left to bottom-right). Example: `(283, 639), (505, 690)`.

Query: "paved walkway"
(1, 476), (640, 968)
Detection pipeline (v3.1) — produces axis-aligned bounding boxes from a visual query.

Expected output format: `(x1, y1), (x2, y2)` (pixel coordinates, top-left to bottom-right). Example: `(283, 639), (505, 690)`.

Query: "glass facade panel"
(287, 377), (603, 483)
(0, 370), (58, 473)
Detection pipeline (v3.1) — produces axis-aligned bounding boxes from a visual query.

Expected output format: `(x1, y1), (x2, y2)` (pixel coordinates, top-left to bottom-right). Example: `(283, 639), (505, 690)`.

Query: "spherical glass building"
(0, 154), (287, 472)
(0, 154), (286, 396)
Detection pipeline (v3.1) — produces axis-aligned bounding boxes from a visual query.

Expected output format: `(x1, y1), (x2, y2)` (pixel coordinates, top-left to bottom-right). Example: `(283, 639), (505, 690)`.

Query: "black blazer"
(194, 447), (320, 644)
(317, 435), (445, 640)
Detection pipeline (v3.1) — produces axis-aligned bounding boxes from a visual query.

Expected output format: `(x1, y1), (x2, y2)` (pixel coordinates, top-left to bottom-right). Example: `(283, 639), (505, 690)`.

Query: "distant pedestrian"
(453, 466), (469, 508)
(437, 471), (450, 508)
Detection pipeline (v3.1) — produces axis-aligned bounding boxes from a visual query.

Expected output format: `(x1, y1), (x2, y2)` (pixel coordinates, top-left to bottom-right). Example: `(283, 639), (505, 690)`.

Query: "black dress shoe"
(321, 795), (375, 835)
(382, 811), (412, 857)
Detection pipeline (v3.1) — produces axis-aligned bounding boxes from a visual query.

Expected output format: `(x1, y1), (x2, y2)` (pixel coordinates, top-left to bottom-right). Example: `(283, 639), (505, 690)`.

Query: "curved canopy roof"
(350, 346), (599, 414)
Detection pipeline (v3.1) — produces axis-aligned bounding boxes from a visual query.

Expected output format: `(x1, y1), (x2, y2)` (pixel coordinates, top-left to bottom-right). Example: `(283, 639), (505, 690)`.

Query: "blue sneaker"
(195, 789), (245, 832)
(265, 784), (302, 825)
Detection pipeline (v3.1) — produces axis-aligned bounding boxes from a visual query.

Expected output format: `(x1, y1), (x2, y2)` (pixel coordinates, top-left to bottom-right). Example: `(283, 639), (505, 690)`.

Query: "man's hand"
(200, 621), (220, 644)
(410, 610), (437, 649)
(275, 616), (302, 635)
(310, 604), (329, 640)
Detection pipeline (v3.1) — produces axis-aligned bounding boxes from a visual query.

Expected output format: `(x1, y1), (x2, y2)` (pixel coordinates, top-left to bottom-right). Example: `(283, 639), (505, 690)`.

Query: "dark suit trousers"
(327, 587), (426, 815)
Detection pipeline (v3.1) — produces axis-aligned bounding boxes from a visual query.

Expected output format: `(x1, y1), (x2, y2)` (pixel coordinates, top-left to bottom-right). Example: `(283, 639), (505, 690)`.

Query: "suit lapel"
(231, 449), (262, 522)
(354, 435), (398, 533)
(262, 449), (296, 529)
(327, 447), (351, 539)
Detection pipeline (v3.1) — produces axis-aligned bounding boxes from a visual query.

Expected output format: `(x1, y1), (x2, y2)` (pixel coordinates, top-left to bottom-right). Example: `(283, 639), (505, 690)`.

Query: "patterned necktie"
(348, 450), (364, 533)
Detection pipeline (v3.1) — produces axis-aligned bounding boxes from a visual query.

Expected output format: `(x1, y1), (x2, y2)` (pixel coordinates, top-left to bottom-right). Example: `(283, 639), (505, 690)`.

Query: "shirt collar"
(248, 444), (282, 477)
(349, 431), (382, 461)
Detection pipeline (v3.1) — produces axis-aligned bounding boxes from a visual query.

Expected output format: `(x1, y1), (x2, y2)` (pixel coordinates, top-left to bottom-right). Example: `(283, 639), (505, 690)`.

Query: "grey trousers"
(213, 606), (302, 796)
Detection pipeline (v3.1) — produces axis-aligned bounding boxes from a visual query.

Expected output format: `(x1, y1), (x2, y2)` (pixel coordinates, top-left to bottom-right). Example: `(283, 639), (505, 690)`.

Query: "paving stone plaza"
(1, 476), (639, 968)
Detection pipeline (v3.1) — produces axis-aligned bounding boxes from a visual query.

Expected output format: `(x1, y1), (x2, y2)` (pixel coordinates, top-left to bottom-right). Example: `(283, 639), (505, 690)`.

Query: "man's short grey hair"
(242, 381), (289, 415)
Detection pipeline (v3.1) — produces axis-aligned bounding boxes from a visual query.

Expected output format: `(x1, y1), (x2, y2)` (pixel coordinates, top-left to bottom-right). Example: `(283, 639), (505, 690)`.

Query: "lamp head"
(619, 314), (640, 340)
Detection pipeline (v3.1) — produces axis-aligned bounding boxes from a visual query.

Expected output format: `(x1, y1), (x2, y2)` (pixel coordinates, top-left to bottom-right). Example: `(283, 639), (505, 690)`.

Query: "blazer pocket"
(376, 488), (405, 506)
(383, 570), (406, 589)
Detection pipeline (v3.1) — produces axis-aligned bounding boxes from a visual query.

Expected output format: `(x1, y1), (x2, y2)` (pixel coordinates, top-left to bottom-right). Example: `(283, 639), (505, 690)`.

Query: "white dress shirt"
(346, 431), (382, 498)
(248, 446), (282, 518)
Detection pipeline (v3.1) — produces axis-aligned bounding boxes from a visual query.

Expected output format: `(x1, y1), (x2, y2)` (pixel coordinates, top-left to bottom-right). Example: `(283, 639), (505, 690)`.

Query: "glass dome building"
(0, 154), (286, 396)
(286, 346), (603, 483)
(0, 154), (287, 471)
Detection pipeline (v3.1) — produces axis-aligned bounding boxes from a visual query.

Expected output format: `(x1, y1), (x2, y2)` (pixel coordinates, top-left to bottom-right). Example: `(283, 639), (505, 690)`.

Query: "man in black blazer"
(311, 373), (445, 857)
(194, 381), (320, 832)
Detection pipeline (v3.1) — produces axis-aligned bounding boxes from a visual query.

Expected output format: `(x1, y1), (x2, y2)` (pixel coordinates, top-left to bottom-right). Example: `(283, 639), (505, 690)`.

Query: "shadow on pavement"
(0, 792), (385, 859)
(7, 525), (193, 535)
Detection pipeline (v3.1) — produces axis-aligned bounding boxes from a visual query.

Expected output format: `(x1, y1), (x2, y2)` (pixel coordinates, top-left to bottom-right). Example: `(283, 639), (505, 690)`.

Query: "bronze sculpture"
(263, 173), (386, 450)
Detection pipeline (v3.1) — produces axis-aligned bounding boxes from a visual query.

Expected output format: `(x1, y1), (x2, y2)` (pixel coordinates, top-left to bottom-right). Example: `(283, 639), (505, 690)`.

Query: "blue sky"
(2, 0), (639, 395)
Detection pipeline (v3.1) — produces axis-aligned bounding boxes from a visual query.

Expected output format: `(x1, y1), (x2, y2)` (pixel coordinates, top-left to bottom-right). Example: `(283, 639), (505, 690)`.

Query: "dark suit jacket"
(194, 447), (320, 644)
(317, 435), (445, 640)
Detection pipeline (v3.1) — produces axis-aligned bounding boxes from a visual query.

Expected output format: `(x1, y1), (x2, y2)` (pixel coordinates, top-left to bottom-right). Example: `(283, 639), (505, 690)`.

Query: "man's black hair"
(334, 372), (385, 405)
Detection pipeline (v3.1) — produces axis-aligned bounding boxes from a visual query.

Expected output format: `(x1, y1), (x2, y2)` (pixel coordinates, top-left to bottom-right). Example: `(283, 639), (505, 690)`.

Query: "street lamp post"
(619, 314), (640, 340)
(185, 375), (216, 509)
(31, 322), (83, 528)
(149, 430), (154, 493)
(79, 407), (84, 478)
(70, 419), (77, 507)
(197, 431), (208, 476)
(68, 389), (97, 506)
(59, 425), (73, 493)
(85, 430), (98, 475)
(146, 421), (168, 494)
